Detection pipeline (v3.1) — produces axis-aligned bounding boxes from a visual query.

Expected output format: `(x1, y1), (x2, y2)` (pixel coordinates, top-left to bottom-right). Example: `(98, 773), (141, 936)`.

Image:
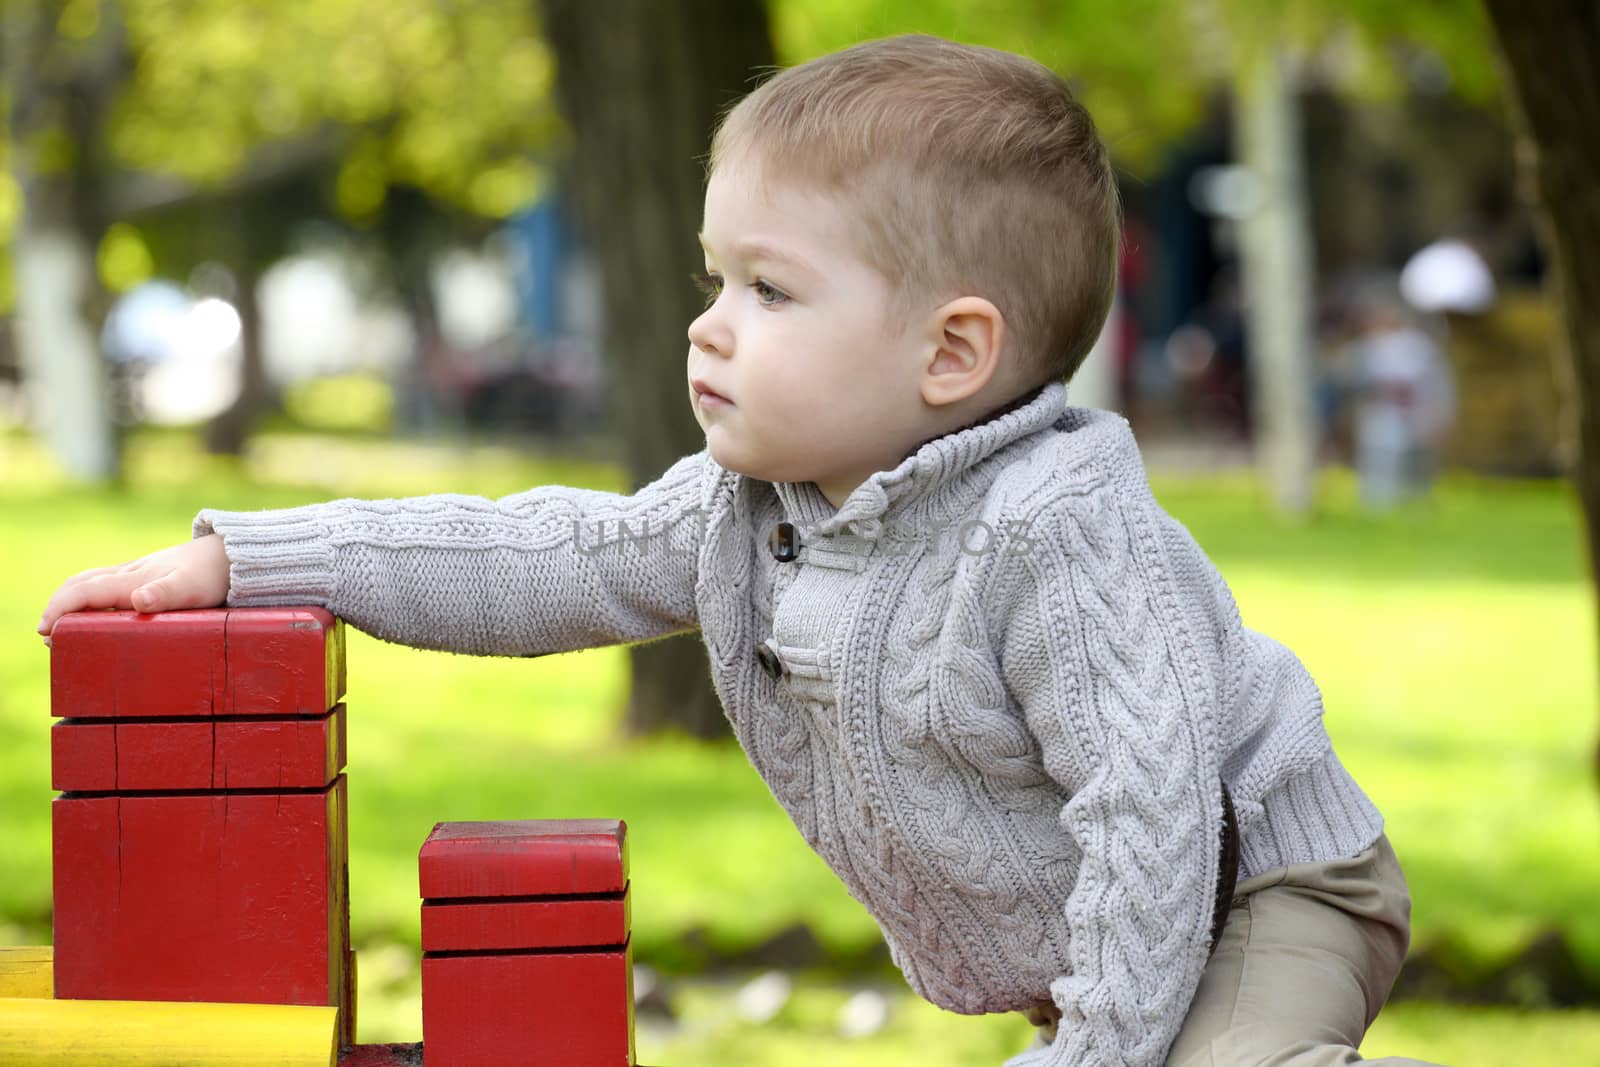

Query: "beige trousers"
(1019, 834), (1445, 1066)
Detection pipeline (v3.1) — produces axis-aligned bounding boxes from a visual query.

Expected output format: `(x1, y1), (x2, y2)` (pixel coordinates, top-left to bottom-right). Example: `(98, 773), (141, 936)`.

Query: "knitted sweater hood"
(195, 380), (1382, 1066)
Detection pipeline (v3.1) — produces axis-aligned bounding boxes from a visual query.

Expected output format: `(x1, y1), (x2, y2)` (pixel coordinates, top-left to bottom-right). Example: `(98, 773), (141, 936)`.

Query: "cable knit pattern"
(193, 381), (1383, 1066)
(194, 451), (712, 657)
(998, 450), (1222, 1065)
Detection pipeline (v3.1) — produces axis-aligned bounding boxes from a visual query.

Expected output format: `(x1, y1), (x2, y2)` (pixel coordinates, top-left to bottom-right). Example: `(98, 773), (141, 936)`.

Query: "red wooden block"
(216, 702), (348, 789)
(54, 719), (202, 790)
(421, 945), (635, 1067)
(419, 820), (627, 900)
(50, 608), (345, 718)
(48, 721), (115, 792)
(51, 704), (347, 791)
(52, 775), (352, 1045)
(421, 889), (630, 953)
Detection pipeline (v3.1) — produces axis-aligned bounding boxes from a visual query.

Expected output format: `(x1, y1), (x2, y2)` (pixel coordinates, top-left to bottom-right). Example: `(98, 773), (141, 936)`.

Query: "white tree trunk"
(13, 223), (118, 481)
(1068, 287), (1121, 413)
(5, 0), (120, 482)
(1233, 47), (1318, 516)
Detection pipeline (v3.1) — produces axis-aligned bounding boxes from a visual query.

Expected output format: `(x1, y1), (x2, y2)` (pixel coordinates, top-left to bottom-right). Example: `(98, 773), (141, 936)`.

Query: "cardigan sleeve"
(997, 486), (1225, 1067)
(191, 450), (710, 658)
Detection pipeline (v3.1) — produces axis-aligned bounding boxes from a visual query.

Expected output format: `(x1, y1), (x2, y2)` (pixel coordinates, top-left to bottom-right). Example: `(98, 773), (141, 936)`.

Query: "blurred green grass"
(639, 979), (1600, 1067)
(315, 969), (1600, 1067)
(3, 428), (1599, 1063)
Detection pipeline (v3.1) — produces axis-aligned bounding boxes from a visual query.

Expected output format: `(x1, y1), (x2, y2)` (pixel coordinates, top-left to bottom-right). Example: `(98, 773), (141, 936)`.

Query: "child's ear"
(922, 296), (1006, 408)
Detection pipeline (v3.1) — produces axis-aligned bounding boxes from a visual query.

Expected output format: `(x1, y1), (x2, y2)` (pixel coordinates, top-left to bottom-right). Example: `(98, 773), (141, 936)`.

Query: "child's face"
(687, 160), (939, 507)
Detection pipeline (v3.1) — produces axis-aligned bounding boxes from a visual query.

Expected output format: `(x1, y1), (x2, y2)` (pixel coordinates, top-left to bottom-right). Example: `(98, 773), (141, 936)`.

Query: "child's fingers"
(130, 576), (178, 614)
(38, 563), (137, 633)
(56, 564), (124, 591)
(136, 554), (227, 615)
(58, 571), (143, 612)
(38, 570), (147, 634)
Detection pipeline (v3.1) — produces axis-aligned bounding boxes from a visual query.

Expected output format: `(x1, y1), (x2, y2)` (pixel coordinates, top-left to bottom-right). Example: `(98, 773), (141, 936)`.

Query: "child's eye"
(691, 270), (723, 308)
(751, 279), (789, 307)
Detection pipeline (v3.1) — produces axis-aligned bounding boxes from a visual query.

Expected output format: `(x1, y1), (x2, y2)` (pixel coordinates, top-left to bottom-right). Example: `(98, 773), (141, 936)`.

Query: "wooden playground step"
(12, 609), (654, 1064)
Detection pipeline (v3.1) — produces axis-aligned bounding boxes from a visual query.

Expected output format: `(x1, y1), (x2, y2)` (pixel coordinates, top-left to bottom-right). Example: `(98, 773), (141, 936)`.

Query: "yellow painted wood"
(0, 947), (52, 999)
(0, 996), (336, 1066)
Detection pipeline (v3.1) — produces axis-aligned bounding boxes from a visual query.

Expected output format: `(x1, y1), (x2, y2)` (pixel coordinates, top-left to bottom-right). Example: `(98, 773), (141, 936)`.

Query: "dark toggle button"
(768, 521), (800, 562)
(755, 637), (786, 679)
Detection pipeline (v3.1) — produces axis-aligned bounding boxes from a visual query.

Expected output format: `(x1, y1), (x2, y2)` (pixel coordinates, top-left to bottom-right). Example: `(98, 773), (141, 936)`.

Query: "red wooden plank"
(224, 608), (345, 719)
(49, 721), (115, 792)
(50, 608), (345, 718)
(52, 610), (224, 718)
(419, 820), (628, 900)
(99, 720), (211, 790)
(421, 888), (629, 952)
(214, 703), (347, 789)
(421, 945), (635, 1067)
(51, 776), (350, 1027)
(50, 705), (347, 791)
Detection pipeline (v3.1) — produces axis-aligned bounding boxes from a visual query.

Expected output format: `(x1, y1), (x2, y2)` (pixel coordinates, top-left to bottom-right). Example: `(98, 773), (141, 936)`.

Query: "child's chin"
(705, 444), (781, 483)
(704, 440), (746, 472)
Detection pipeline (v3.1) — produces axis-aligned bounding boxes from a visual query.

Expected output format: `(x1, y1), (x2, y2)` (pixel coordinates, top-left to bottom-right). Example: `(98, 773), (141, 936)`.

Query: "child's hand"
(37, 534), (231, 645)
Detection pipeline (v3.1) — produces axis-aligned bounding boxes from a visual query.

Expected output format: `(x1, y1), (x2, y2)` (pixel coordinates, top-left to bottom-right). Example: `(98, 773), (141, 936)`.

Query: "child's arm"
(999, 490), (1225, 1067)
(43, 451), (711, 659)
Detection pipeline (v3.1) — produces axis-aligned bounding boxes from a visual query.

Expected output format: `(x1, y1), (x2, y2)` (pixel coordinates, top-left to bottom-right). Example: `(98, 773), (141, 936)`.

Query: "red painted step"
(420, 820), (634, 1066)
(50, 608), (345, 719)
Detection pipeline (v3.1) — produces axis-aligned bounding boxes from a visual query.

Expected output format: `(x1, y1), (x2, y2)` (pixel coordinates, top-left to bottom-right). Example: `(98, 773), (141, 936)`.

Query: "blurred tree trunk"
(1482, 2), (1600, 790)
(202, 255), (266, 457)
(539, 0), (775, 738)
(148, 165), (338, 457)
(374, 184), (459, 438)
(4, 3), (126, 483)
(1232, 45), (1318, 519)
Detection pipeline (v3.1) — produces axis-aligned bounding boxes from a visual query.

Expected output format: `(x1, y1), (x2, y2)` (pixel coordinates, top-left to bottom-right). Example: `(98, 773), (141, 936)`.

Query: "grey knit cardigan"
(194, 379), (1384, 1066)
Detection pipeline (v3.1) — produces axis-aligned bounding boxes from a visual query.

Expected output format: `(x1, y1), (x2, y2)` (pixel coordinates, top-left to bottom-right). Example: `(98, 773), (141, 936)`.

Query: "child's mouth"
(693, 382), (731, 408)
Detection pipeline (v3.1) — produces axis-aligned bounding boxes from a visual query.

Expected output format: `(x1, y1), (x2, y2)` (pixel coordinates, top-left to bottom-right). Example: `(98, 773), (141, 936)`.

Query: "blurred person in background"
(1337, 287), (1457, 508)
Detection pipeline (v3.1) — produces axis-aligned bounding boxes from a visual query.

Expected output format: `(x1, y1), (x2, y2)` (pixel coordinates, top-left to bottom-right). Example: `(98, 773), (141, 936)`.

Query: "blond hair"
(709, 34), (1121, 389)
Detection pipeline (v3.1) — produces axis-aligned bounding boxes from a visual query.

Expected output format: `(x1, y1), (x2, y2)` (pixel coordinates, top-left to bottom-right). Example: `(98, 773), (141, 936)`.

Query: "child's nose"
(687, 306), (729, 357)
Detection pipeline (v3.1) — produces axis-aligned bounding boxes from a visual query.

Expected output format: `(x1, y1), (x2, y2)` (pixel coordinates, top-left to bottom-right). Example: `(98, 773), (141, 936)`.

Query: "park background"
(3, 1), (1600, 1063)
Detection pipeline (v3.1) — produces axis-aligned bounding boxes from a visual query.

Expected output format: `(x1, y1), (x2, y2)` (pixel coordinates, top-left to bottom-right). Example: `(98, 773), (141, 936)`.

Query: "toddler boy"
(40, 34), (1439, 1067)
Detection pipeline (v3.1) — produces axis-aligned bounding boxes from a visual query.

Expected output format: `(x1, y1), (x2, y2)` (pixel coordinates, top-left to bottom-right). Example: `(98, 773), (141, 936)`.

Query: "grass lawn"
(642, 980), (1600, 1066)
(3, 427), (1599, 1063)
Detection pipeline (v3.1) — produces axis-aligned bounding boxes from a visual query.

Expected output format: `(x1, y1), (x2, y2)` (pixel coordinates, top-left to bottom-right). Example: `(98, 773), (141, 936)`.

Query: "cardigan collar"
(768, 380), (1068, 539)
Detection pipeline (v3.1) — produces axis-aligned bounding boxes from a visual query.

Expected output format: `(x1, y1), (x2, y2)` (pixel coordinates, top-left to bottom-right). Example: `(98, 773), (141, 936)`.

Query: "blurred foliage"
(107, 0), (558, 220)
(1436, 293), (1570, 477)
(771, 0), (1499, 172)
(1, 0), (562, 313)
(281, 373), (395, 435)
(95, 219), (152, 290)
(0, 0), (1506, 315)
